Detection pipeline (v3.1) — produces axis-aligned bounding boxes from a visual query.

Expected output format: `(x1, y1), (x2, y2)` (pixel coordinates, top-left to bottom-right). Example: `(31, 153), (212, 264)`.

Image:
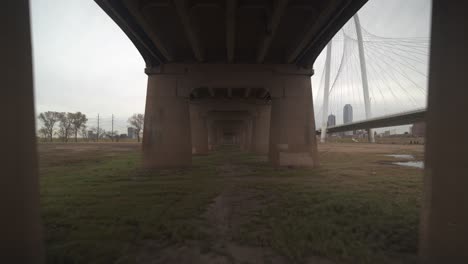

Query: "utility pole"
(320, 41), (333, 143)
(111, 114), (114, 142)
(97, 114), (100, 142)
(354, 14), (375, 143)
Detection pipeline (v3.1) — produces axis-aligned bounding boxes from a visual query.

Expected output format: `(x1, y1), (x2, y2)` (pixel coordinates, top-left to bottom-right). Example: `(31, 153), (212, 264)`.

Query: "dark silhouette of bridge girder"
(316, 108), (426, 134)
(95, 0), (367, 68)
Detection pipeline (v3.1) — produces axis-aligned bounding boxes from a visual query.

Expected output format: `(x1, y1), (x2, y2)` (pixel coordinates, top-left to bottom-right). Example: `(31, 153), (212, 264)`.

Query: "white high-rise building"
(343, 104), (353, 124)
(343, 104), (353, 136)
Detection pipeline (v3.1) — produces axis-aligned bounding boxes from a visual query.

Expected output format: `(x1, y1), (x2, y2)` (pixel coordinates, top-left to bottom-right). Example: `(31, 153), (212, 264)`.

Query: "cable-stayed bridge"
(314, 14), (429, 142)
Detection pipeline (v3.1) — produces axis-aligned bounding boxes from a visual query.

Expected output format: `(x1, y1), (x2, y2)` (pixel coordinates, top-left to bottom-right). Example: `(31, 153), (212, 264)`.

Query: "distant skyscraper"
(327, 114), (336, 127)
(343, 104), (353, 136)
(343, 104), (353, 124)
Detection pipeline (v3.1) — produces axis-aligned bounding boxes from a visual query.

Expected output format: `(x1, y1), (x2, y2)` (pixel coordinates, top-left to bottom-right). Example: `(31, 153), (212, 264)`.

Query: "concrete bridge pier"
(239, 121), (247, 151)
(248, 116), (257, 152)
(251, 106), (271, 154)
(190, 105), (208, 155)
(233, 130), (240, 145)
(269, 75), (318, 167)
(419, 1), (468, 262)
(207, 120), (217, 151)
(142, 73), (192, 168)
(207, 123), (217, 147)
(216, 126), (224, 146)
(249, 115), (258, 153)
(1, 1), (44, 261)
(245, 118), (254, 151)
(238, 123), (244, 149)
(239, 119), (250, 151)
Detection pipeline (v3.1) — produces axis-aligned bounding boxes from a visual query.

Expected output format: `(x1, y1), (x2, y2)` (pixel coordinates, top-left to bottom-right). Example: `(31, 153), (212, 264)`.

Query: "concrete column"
(239, 127), (244, 149)
(207, 120), (216, 151)
(239, 123), (246, 150)
(251, 106), (271, 154)
(143, 74), (191, 168)
(232, 131), (239, 145)
(246, 118), (253, 151)
(189, 104), (208, 154)
(216, 126), (223, 145)
(1, 1), (44, 262)
(249, 117), (257, 152)
(269, 75), (318, 167)
(419, 1), (468, 262)
(240, 121), (251, 151)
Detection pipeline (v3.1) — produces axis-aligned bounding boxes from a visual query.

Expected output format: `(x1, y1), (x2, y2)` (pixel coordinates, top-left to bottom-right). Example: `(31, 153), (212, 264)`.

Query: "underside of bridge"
(96, 0), (367, 168)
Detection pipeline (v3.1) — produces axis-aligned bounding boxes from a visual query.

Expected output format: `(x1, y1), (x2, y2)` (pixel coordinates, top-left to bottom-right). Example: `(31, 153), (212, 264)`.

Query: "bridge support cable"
(316, 14), (429, 138)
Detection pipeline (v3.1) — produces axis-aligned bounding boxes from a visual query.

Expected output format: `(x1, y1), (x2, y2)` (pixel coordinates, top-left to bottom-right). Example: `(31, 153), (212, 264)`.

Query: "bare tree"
(80, 126), (89, 142)
(38, 111), (62, 142)
(128, 113), (144, 142)
(69, 112), (88, 142)
(38, 127), (48, 141)
(106, 130), (119, 142)
(90, 127), (106, 141)
(57, 112), (73, 142)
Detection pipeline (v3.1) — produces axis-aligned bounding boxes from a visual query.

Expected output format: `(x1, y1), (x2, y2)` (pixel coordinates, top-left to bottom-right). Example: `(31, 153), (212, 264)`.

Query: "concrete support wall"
(251, 106), (271, 154)
(239, 124), (245, 150)
(240, 120), (253, 151)
(419, 1), (468, 262)
(143, 64), (315, 165)
(1, 1), (44, 262)
(207, 120), (217, 151)
(269, 75), (318, 167)
(143, 74), (192, 168)
(216, 126), (223, 145)
(245, 119), (253, 151)
(190, 104), (208, 154)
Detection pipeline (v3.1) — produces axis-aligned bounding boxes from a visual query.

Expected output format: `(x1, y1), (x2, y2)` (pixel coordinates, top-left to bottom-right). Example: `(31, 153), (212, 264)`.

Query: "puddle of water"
(393, 161), (424, 169)
(385, 154), (414, 159)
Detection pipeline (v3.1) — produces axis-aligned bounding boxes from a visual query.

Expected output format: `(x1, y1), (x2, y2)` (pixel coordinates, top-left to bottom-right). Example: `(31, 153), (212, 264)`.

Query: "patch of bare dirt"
(203, 186), (286, 264)
(133, 162), (291, 264)
(131, 160), (338, 264)
(135, 189), (286, 264)
(216, 163), (254, 178)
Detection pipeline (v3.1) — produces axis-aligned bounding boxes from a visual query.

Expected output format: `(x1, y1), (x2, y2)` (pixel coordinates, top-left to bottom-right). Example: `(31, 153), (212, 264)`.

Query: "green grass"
(40, 145), (422, 263)
(41, 152), (225, 263)
(230, 150), (421, 263)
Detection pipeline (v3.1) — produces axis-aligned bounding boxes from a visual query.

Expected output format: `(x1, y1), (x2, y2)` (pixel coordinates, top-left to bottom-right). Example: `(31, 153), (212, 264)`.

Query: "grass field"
(38, 143), (424, 264)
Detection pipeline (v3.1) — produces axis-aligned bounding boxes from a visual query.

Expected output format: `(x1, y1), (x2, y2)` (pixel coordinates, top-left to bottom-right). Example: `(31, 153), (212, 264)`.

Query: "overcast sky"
(311, 0), (431, 132)
(30, 0), (431, 131)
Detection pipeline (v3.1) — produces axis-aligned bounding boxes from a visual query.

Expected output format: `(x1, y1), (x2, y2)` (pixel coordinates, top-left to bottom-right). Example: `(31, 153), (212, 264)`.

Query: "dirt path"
(134, 158), (338, 264)
(201, 162), (286, 264)
(134, 160), (291, 264)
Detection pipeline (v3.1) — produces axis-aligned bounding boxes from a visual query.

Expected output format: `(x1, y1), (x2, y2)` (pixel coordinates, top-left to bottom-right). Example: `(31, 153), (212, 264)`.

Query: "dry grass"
(39, 143), (424, 263)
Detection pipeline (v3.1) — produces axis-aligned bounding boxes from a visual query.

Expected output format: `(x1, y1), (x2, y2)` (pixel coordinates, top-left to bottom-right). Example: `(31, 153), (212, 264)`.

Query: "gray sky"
(311, 0), (431, 132)
(30, 0), (431, 131)
(31, 0), (146, 119)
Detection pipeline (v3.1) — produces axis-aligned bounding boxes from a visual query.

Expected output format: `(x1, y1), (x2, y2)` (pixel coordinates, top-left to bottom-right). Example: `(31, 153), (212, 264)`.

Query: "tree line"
(37, 112), (144, 142)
